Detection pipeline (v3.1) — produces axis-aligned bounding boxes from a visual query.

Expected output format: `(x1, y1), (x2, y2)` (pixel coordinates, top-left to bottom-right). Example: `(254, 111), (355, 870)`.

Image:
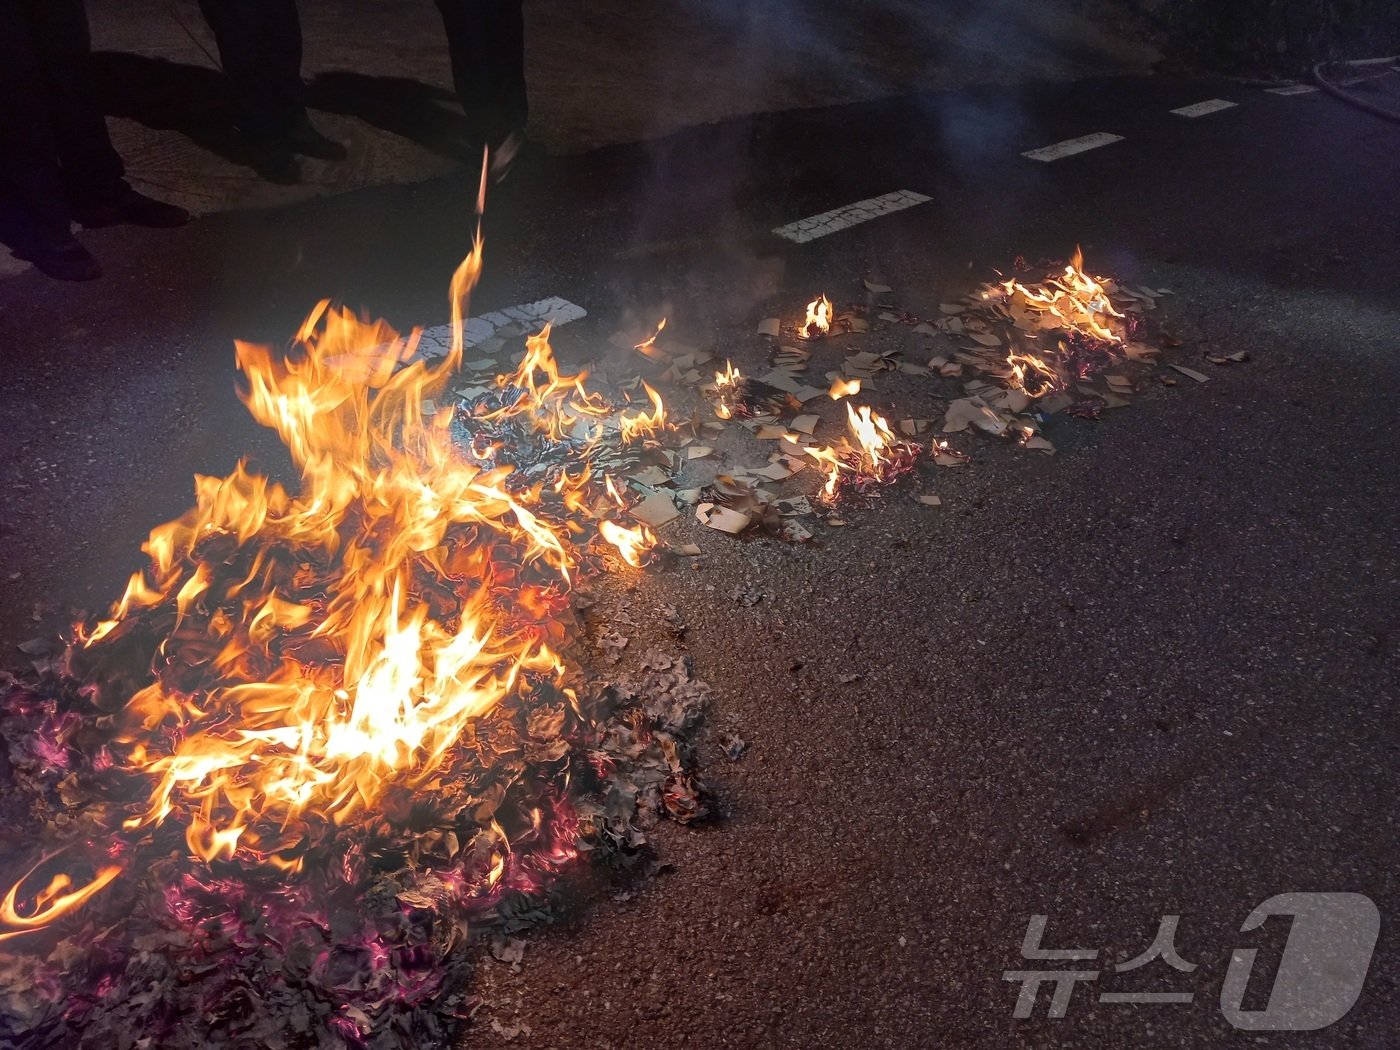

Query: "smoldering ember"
(1, 3), (1397, 1049)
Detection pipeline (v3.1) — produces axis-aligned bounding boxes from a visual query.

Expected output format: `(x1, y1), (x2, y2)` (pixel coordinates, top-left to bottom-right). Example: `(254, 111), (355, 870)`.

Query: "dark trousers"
(435, 0), (527, 146)
(198, 0), (306, 138)
(0, 0), (126, 241)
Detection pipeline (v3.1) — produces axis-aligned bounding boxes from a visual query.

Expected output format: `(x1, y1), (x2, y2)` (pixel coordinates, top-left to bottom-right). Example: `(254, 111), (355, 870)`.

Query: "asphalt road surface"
(1, 74), (1397, 1049)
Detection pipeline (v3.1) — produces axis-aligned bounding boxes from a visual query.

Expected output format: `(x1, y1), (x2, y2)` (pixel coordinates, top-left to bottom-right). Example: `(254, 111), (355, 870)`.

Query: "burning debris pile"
(935, 247), (1171, 438)
(0, 240), (1197, 1048)
(617, 248), (1182, 541)
(0, 245), (711, 1049)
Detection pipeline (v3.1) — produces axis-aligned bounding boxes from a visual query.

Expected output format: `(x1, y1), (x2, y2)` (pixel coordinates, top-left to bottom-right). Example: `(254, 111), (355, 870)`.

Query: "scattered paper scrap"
(631, 491), (680, 528)
(943, 397), (1011, 436)
(1170, 364), (1210, 383)
(696, 502), (753, 534)
(1205, 350), (1250, 365)
(630, 465), (671, 487)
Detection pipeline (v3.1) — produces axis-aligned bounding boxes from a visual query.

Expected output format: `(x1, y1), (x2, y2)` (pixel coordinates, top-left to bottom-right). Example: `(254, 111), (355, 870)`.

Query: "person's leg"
(433, 0), (483, 129)
(198, 0), (287, 138)
(258, 0), (346, 160)
(0, 0), (100, 278)
(256, 0), (306, 130)
(435, 0), (528, 148)
(199, 0), (340, 169)
(20, 0), (125, 205)
(197, 0), (305, 180)
(493, 0), (527, 137)
(25, 0), (188, 228)
(0, 2), (71, 240)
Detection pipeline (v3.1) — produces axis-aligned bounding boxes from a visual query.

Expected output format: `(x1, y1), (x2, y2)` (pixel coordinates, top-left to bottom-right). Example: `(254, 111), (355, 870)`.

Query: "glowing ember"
(799, 294), (832, 339)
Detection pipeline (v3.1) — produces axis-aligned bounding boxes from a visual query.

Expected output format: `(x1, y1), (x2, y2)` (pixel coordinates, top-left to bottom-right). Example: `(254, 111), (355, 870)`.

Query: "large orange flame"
(4, 219), (662, 937)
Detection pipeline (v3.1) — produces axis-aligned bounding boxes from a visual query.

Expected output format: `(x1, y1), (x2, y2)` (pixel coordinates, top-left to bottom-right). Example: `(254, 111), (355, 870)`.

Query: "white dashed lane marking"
(1021, 132), (1125, 163)
(416, 296), (587, 360)
(1266, 84), (1319, 96)
(772, 190), (931, 243)
(1171, 99), (1238, 118)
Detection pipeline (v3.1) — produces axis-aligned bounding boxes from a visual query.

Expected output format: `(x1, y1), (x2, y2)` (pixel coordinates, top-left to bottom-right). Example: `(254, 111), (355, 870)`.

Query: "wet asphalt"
(0, 75), (1397, 1048)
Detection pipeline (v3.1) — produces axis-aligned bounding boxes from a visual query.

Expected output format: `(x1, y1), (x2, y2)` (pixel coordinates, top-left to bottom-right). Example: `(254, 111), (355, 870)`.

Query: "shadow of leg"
(307, 71), (473, 159)
(90, 50), (257, 167)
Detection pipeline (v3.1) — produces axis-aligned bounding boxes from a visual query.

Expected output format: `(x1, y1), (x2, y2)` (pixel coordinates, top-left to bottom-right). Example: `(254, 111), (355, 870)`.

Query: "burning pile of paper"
(0, 240), (712, 1049)
(608, 249), (1188, 542)
(0, 238), (1212, 1050)
(934, 248), (1172, 444)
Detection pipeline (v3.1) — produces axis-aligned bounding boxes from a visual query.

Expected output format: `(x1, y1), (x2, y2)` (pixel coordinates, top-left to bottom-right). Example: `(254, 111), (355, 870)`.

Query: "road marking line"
(1171, 99), (1238, 117)
(1021, 132), (1124, 162)
(417, 296), (587, 359)
(772, 190), (931, 243)
(1266, 84), (1319, 95)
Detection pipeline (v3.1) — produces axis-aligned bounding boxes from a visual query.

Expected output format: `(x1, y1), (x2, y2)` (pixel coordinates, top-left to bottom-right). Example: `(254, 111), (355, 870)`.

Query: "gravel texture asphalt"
(1, 73), (1397, 1048)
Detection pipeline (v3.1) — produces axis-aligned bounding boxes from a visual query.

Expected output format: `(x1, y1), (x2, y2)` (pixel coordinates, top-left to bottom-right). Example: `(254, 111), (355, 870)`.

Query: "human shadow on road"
(306, 71), (473, 160)
(89, 51), (249, 166)
(88, 54), (475, 165)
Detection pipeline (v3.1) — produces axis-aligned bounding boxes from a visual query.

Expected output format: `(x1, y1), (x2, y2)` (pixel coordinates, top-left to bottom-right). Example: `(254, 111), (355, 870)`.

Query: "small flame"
(1001, 246), (1124, 344)
(599, 520), (653, 567)
(845, 404), (897, 468)
(0, 855), (124, 943)
(713, 360), (742, 420)
(604, 474), (627, 507)
(828, 377), (861, 400)
(1006, 352), (1063, 397)
(801, 403), (913, 503)
(800, 295), (832, 340)
(634, 317), (667, 357)
(618, 382), (667, 442)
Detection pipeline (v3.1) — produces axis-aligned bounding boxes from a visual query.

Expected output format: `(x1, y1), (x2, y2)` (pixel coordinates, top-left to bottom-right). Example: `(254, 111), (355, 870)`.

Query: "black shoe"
(16, 233), (102, 282)
(283, 117), (348, 161)
(73, 189), (190, 229)
(245, 138), (302, 185)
